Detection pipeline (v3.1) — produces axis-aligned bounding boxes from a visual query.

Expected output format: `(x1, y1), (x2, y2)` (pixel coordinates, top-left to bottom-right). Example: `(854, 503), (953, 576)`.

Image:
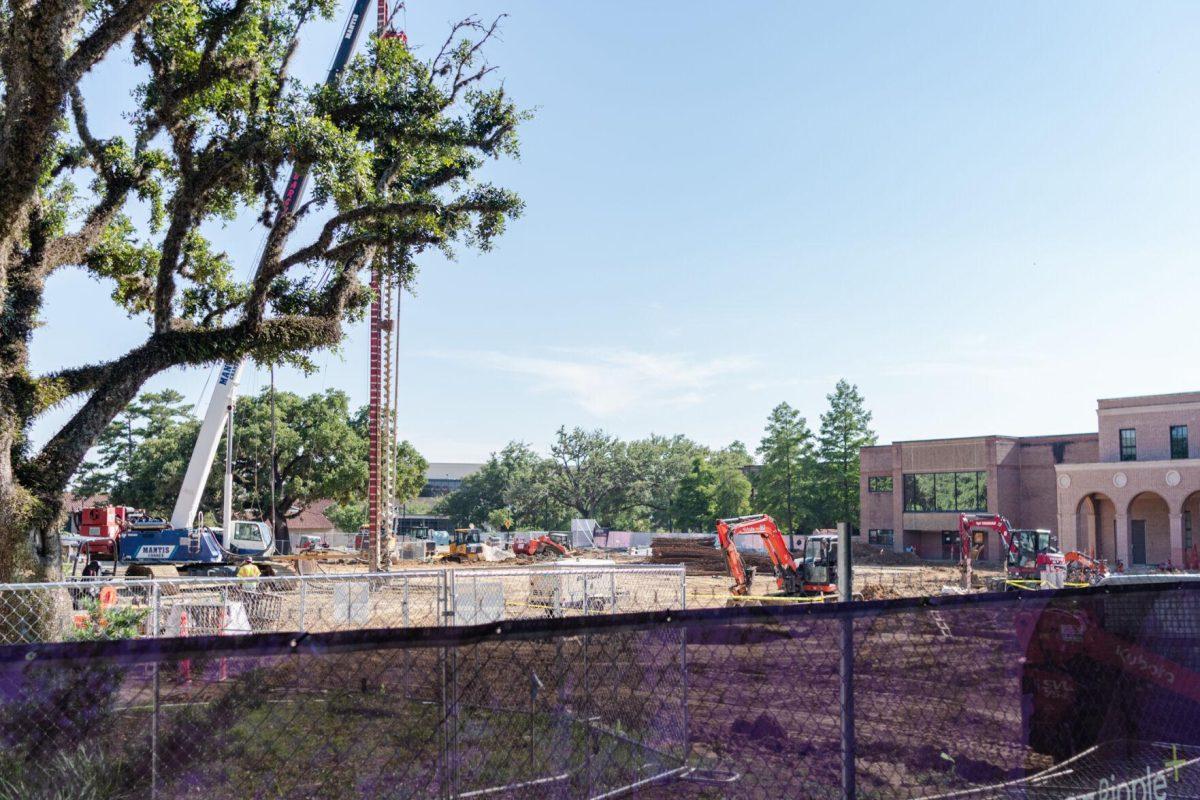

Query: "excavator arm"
(716, 514), (802, 595)
(715, 518), (752, 595)
(958, 514), (1015, 563)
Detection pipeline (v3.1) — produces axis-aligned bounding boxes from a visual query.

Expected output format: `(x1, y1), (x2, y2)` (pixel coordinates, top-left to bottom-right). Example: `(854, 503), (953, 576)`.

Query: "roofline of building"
(863, 431), (1098, 449)
(1098, 391), (1200, 410)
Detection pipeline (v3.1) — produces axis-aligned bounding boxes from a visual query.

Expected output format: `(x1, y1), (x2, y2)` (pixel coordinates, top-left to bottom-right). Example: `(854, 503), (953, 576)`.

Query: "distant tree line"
(72, 388), (427, 539)
(438, 379), (876, 534)
(71, 379), (874, 537)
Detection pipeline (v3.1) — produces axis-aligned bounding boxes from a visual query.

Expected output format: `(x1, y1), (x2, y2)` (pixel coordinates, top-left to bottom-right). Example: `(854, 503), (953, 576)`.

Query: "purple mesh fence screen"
(2, 581), (1199, 799)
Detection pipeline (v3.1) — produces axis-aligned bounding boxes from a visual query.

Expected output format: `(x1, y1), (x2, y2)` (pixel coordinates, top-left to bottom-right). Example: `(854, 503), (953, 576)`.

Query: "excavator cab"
(1010, 529), (1059, 574)
(803, 534), (839, 592)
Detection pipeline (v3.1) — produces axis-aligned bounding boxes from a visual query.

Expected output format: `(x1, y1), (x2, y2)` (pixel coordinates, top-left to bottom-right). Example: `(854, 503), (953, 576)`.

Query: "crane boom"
(171, 362), (244, 530)
(167, 0), (377, 540)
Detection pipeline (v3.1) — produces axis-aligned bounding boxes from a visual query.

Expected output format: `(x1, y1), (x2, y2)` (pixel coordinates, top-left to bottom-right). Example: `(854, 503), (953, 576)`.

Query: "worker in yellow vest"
(236, 557), (261, 579)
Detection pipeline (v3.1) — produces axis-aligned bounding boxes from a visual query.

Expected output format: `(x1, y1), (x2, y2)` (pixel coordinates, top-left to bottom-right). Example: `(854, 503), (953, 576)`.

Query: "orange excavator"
(512, 535), (569, 559)
(715, 514), (838, 597)
(1063, 550), (1108, 584)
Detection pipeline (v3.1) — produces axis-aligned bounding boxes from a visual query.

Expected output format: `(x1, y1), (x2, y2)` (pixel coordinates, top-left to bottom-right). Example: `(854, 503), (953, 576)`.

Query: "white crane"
(167, 360), (270, 553)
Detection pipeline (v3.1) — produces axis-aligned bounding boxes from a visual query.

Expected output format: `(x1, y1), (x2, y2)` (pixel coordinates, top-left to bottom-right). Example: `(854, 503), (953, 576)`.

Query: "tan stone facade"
(860, 391), (1200, 567)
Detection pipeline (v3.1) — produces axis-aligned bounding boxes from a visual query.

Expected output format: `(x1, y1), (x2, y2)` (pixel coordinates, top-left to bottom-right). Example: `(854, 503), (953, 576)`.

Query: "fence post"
(152, 581), (160, 637)
(299, 577), (308, 632)
(436, 571), (444, 627)
(583, 573), (589, 617)
(151, 580), (160, 800)
(442, 631), (459, 798)
(583, 609), (592, 797)
(838, 522), (855, 800)
(402, 574), (409, 627)
(681, 617), (690, 766)
(439, 635), (449, 798)
(679, 567), (687, 610)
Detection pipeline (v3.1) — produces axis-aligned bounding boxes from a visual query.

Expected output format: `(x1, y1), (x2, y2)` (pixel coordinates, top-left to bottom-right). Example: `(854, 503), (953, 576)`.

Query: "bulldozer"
(436, 528), (484, 563)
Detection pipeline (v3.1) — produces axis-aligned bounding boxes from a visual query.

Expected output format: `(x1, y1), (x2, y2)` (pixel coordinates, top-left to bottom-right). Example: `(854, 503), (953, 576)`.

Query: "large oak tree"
(0, 0), (524, 579)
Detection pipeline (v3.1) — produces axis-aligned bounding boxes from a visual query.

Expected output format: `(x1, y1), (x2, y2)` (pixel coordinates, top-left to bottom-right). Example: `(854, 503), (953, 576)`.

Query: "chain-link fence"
(0, 565), (686, 645)
(2, 581), (1200, 798)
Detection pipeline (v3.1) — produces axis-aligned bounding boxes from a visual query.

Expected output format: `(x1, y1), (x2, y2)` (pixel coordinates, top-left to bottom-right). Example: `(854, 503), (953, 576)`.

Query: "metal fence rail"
(0, 565), (686, 645)
(2, 582), (1200, 798)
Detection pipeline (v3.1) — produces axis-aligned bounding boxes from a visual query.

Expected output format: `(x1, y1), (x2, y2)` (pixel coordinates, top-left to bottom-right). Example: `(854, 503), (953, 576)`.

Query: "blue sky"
(31, 1), (1200, 462)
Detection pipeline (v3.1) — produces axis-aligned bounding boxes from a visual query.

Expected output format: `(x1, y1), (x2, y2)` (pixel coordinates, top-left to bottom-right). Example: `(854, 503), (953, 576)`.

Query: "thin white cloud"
(429, 347), (758, 416)
(878, 353), (1056, 380)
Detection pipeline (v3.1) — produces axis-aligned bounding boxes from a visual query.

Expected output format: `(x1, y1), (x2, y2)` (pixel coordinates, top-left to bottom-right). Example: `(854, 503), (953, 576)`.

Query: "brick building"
(860, 391), (1200, 567)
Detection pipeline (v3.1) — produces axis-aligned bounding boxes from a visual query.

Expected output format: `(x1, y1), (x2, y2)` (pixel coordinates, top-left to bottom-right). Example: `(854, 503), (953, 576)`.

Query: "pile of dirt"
(858, 582), (904, 601)
(650, 537), (775, 575)
(851, 541), (922, 566)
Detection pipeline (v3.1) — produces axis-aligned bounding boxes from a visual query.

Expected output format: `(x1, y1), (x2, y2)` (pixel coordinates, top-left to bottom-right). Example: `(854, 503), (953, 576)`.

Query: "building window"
(868, 476), (893, 493)
(420, 478), (460, 497)
(868, 529), (894, 546)
(1119, 428), (1137, 461)
(1171, 425), (1189, 460)
(902, 471), (987, 513)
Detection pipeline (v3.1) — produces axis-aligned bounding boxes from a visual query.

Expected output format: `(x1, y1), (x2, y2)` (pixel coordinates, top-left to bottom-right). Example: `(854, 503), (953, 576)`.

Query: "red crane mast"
(366, 0), (406, 570)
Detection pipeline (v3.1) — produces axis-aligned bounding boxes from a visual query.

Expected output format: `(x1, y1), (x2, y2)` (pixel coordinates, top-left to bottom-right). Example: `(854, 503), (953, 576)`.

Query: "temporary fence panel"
(0, 565), (685, 645)
(450, 565), (686, 623)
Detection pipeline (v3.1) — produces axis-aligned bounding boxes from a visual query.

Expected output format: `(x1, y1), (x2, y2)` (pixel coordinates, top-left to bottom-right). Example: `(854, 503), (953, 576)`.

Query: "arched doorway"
(1075, 493), (1116, 560)
(1127, 492), (1171, 567)
(1183, 491), (1200, 568)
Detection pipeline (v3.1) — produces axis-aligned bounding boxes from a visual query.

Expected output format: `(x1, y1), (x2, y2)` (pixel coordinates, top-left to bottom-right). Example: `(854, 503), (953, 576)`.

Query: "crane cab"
(228, 520), (276, 558)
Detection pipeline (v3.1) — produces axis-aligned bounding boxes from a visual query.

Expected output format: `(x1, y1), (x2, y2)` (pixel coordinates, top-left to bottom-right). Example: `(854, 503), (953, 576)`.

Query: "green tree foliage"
(670, 456), (717, 532)
(486, 507), (514, 532)
(325, 501), (367, 534)
(116, 418), (210, 515)
(628, 434), (707, 530)
(438, 442), (565, 530)
(438, 434), (756, 532)
(756, 402), (816, 535)
(0, 3), (525, 579)
(545, 427), (639, 524)
(230, 389), (366, 535)
(816, 379), (877, 527)
(73, 390), (192, 497)
(711, 442), (753, 519)
(71, 388), (426, 538)
(393, 441), (429, 509)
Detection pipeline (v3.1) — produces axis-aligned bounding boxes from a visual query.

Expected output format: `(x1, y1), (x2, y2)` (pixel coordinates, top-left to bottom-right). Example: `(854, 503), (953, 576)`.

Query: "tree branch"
(23, 314), (347, 492)
(65, 0), (161, 84)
